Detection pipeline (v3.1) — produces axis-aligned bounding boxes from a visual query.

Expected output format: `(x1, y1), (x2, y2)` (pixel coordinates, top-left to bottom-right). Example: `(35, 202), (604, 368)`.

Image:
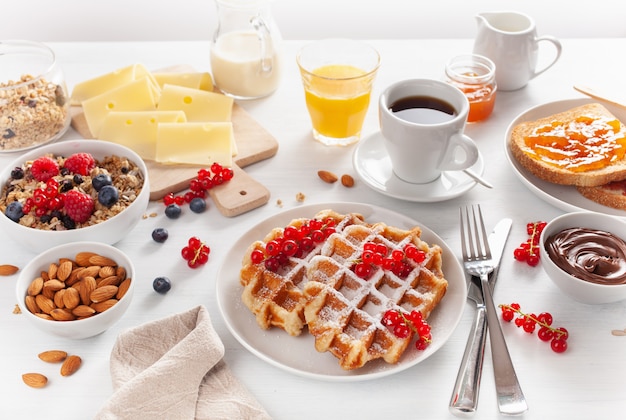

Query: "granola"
(0, 74), (69, 151)
(0, 153), (144, 230)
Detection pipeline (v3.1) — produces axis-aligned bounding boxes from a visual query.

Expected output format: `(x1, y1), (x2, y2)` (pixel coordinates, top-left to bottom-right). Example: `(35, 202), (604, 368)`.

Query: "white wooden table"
(1, 39), (626, 419)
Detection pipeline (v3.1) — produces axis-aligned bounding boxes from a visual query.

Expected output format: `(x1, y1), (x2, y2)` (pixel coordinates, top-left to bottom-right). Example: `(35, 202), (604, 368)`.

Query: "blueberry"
(189, 197), (207, 213)
(73, 174), (83, 184)
(92, 173), (112, 191)
(5, 201), (23, 222)
(10, 167), (24, 179)
(151, 227), (169, 243)
(98, 185), (119, 207)
(153, 276), (171, 294)
(164, 203), (182, 219)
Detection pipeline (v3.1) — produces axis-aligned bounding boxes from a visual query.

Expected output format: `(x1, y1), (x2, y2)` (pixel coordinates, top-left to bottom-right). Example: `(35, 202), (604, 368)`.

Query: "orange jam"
(445, 55), (497, 123)
(457, 75), (496, 123)
(523, 115), (626, 172)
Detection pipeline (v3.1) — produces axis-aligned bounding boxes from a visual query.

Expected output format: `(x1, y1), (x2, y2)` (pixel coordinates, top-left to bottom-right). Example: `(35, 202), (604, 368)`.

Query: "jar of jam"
(445, 54), (496, 123)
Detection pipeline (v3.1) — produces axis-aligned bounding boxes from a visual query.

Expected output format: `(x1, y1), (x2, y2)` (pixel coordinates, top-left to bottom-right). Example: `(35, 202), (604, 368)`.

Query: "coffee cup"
(379, 79), (479, 184)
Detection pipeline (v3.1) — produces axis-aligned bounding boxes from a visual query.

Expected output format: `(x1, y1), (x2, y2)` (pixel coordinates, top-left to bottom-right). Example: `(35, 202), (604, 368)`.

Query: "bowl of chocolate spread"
(540, 211), (626, 304)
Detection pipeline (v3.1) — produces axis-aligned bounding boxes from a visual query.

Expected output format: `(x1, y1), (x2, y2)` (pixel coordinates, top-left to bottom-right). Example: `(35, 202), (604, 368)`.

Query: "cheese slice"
(70, 63), (160, 106)
(98, 111), (187, 160)
(157, 84), (233, 122)
(156, 122), (233, 166)
(153, 72), (213, 91)
(82, 77), (158, 137)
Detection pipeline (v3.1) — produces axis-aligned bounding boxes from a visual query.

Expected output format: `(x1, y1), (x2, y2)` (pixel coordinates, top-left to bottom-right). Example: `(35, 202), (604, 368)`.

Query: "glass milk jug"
(210, 0), (282, 99)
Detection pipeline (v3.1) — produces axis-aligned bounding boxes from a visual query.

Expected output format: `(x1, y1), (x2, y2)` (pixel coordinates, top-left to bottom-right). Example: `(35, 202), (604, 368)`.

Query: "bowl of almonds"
(15, 241), (135, 339)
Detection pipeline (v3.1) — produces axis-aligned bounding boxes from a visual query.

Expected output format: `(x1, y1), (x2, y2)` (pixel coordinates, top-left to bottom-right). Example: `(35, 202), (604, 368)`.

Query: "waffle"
(303, 222), (448, 370)
(239, 210), (367, 336)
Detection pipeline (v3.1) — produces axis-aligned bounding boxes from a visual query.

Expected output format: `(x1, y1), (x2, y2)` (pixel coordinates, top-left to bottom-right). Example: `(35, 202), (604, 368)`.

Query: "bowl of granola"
(0, 40), (71, 153)
(0, 139), (149, 252)
(15, 241), (135, 339)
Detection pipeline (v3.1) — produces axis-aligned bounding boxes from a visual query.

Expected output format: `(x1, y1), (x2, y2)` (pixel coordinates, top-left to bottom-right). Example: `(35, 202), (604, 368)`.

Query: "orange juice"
(303, 64), (373, 144)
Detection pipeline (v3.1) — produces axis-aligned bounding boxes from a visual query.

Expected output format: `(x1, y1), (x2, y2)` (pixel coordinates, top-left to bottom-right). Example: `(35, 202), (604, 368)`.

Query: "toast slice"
(577, 181), (626, 210)
(509, 103), (626, 187)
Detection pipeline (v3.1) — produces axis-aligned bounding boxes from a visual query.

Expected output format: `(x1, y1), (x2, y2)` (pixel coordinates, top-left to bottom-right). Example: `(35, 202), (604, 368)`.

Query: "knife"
(449, 218), (512, 416)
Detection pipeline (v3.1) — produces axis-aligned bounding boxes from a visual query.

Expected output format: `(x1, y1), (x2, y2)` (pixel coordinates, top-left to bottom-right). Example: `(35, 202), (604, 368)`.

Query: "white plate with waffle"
(216, 202), (466, 381)
(505, 98), (626, 216)
(353, 131), (484, 202)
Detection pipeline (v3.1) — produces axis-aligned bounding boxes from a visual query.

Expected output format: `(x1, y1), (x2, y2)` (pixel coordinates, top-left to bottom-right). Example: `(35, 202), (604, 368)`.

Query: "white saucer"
(353, 131), (485, 202)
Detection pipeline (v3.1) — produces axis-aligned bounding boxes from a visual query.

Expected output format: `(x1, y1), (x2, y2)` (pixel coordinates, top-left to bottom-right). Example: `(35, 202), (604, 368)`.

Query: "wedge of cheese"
(153, 72), (213, 91)
(157, 84), (233, 122)
(71, 63), (160, 106)
(156, 122), (234, 166)
(98, 111), (187, 160)
(82, 77), (158, 138)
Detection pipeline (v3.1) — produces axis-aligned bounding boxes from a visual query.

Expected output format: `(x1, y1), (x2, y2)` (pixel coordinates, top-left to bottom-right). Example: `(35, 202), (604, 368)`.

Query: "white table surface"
(2, 39), (626, 420)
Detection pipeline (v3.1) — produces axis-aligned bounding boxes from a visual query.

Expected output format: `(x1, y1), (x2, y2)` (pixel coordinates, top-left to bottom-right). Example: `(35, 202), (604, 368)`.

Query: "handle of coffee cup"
(437, 133), (479, 172)
(531, 36), (562, 80)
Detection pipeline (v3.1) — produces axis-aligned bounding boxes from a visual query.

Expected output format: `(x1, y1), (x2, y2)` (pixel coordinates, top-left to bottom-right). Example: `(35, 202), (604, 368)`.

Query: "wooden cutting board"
(70, 100), (278, 217)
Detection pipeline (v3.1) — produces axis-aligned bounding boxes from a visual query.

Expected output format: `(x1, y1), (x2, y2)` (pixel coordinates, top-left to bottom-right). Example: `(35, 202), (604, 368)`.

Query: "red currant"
(550, 338), (568, 353)
(393, 323), (411, 339)
(354, 262), (372, 279)
(250, 249), (265, 264)
(502, 309), (515, 322)
(537, 326), (554, 342)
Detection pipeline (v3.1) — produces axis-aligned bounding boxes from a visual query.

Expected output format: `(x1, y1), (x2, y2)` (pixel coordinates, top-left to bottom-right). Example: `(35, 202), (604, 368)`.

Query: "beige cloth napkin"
(95, 305), (272, 420)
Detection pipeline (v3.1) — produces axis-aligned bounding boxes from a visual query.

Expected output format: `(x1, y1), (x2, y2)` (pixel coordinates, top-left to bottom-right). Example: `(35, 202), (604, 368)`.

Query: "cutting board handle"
(209, 164), (270, 217)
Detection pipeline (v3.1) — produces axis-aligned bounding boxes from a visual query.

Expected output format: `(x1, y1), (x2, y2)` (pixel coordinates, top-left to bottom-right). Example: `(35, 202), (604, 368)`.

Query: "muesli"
(0, 152), (144, 230)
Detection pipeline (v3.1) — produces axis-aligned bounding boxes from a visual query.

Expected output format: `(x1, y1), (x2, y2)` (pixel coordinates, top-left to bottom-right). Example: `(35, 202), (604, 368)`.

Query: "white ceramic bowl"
(0, 139), (149, 253)
(15, 241), (135, 339)
(0, 40), (71, 153)
(539, 211), (626, 304)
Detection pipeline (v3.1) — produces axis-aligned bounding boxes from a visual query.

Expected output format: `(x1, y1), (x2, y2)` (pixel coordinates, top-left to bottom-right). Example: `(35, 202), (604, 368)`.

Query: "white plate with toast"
(505, 98), (626, 216)
(215, 202), (466, 381)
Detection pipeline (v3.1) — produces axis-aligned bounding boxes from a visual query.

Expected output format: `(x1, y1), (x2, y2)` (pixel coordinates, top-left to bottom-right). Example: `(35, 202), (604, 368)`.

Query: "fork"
(460, 205), (528, 416)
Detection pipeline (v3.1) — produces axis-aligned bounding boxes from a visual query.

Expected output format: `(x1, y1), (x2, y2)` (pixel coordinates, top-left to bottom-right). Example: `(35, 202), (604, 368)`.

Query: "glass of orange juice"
(297, 39), (380, 146)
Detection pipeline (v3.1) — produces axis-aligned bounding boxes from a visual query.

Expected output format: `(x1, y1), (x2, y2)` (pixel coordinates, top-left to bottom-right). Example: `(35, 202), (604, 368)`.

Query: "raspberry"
(30, 157), (59, 182)
(63, 190), (94, 223)
(64, 153), (96, 176)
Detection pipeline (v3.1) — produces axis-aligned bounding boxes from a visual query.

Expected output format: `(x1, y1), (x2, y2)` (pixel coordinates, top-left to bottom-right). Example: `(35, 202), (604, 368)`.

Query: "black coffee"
(389, 96), (457, 124)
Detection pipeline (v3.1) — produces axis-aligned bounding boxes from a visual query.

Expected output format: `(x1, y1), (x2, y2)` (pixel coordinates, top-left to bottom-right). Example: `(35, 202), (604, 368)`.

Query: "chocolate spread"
(545, 227), (626, 285)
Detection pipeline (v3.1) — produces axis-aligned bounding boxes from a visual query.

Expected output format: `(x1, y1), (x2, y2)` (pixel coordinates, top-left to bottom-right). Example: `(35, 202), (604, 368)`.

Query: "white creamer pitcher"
(210, 0), (282, 99)
(473, 11), (562, 91)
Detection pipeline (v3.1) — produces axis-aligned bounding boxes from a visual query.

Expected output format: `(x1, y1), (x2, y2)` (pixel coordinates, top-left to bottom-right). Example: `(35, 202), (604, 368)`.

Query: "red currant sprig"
(23, 178), (64, 216)
(181, 236), (211, 268)
(250, 217), (338, 272)
(499, 303), (569, 353)
(163, 163), (234, 207)
(353, 242), (426, 280)
(381, 309), (432, 351)
(513, 221), (547, 267)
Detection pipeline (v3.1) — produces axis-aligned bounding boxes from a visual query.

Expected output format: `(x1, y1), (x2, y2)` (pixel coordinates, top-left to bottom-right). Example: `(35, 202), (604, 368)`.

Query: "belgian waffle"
(303, 222), (448, 370)
(239, 210), (367, 336)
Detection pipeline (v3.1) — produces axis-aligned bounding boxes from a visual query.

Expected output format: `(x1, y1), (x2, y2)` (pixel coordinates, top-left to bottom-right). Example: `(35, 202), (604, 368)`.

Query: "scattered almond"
(13, 304), (22, 314)
(0, 264), (19, 276)
(38, 350), (68, 363)
(60, 355), (82, 376)
(341, 174), (355, 187)
(611, 329), (626, 336)
(317, 170), (338, 183)
(22, 373), (48, 388)
(296, 192), (306, 202)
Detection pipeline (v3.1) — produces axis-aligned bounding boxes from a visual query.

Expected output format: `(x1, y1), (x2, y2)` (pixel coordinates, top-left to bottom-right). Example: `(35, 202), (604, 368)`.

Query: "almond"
(50, 308), (76, 321)
(22, 373), (48, 388)
(35, 294), (55, 314)
(60, 355), (81, 376)
(75, 252), (98, 267)
(80, 265), (102, 279)
(62, 287), (80, 309)
(24, 295), (40, 314)
(35, 313), (53, 320)
(47, 263), (58, 280)
(317, 170), (338, 183)
(72, 305), (96, 318)
(53, 289), (66, 309)
(116, 278), (132, 300)
(116, 266), (127, 280)
(27, 277), (44, 296)
(0, 264), (19, 276)
(89, 255), (117, 267)
(56, 260), (74, 281)
(98, 265), (116, 278)
(91, 299), (118, 313)
(341, 174), (355, 188)
(97, 275), (120, 287)
(79, 277), (97, 305)
(43, 279), (65, 292)
(90, 285), (118, 303)
(38, 350), (68, 363)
